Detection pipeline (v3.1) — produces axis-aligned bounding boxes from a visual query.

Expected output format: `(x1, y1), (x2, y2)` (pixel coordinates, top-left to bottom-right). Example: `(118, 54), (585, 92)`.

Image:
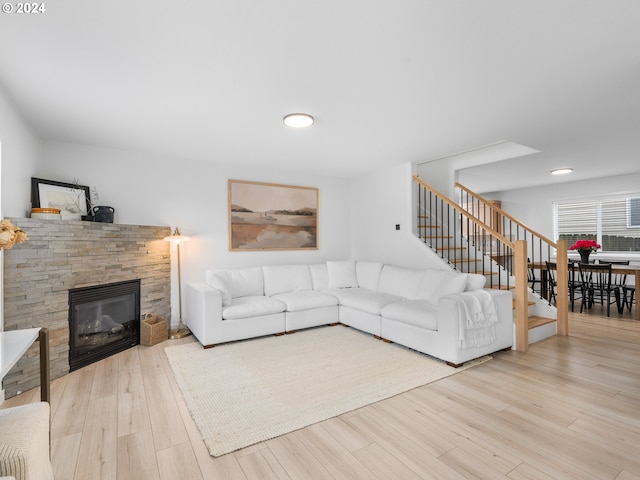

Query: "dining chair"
(578, 262), (622, 317)
(567, 261), (583, 312)
(598, 260), (634, 313)
(545, 261), (582, 311)
(544, 261), (557, 305)
(624, 283), (635, 313)
(528, 258), (542, 295)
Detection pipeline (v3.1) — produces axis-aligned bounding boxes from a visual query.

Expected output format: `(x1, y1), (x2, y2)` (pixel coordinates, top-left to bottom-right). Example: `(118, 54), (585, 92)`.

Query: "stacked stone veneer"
(2, 218), (171, 398)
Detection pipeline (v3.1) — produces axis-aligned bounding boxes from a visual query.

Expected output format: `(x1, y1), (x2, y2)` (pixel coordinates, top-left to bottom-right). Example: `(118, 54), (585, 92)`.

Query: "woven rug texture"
(164, 325), (489, 457)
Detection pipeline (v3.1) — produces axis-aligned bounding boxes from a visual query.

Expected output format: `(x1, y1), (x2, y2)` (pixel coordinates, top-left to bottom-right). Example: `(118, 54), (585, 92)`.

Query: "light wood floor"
(3, 309), (639, 480)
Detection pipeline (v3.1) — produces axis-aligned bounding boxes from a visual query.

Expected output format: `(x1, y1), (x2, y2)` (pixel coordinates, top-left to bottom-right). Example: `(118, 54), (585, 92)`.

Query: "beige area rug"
(164, 325), (490, 457)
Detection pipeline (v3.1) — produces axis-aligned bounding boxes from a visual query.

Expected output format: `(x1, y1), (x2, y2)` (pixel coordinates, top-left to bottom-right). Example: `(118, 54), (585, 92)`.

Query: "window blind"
(554, 195), (640, 253)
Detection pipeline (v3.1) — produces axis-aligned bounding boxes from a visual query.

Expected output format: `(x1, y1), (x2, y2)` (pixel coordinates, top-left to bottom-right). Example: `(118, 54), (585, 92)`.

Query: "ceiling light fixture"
(550, 168), (573, 175)
(283, 113), (314, 128)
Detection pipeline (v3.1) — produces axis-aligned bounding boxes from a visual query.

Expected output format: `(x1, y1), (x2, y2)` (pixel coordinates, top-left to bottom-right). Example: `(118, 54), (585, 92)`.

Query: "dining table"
(530, 261), (640, 320)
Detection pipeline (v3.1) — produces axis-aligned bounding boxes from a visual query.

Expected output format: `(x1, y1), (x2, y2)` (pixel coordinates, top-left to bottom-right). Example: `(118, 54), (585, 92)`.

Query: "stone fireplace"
(2, 218), (171, 397)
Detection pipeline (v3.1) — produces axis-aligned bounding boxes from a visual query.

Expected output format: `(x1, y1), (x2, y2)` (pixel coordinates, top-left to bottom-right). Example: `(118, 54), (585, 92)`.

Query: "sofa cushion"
(327, 260), (359, 288)
(263, 264), (312, 296)
(355, 261), (383, 291)
(206, 267), (264, 306)
(327, 288), (403, 315)
(377, 265), (425, 299)
(465, 273), (487, 291)
(417, 269), (468, 304)
(381, 300), (438, 330)
(222, 295), (286, 320)
(309, 263), (329, 290)
(272, 291), (338, 312)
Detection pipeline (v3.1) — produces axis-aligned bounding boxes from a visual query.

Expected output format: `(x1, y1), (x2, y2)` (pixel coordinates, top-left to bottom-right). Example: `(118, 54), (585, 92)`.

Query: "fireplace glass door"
(69, 280), (140, 371)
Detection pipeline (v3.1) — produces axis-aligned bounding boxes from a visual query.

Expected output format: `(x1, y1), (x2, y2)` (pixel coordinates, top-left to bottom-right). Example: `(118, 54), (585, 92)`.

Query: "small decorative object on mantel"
(31, 207), (61, 220)
(0, 219), (28, 250)
(93, 206), (115, 223)
(569, 239), (601, 263)
(82, 184), (101, 221)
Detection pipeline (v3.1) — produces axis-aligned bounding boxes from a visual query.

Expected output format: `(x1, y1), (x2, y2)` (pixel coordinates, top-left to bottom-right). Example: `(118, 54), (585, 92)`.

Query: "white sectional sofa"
(185, 260), (513, 366)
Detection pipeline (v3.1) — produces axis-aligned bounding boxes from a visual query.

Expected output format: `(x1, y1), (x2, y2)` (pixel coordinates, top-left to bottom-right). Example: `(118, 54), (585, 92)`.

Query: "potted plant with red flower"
(569, 239), (600, 263)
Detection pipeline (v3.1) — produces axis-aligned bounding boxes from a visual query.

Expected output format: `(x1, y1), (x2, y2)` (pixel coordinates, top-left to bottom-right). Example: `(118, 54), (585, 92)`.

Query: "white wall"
(0, 88), (41, 218)
(38, 141), (353, 322)
(350, 162), (450, 270)
(415, 158), (457, 198)
(0, 86), (41, 337)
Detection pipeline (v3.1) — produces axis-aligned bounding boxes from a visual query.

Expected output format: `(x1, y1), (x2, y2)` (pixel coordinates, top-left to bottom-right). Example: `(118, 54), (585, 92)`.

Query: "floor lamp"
(164, 227), (192, 339)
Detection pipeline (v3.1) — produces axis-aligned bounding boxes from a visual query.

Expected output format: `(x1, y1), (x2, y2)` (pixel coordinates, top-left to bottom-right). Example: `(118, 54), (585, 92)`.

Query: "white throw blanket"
(451, 290), (499, 349)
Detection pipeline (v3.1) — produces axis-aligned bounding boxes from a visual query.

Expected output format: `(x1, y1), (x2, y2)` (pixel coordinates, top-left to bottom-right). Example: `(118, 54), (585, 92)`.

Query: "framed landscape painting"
(229, 180), (318, 251)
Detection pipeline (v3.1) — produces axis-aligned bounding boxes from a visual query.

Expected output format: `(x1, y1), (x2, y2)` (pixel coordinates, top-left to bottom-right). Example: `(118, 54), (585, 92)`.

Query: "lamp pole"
(165, 227), (192, 339)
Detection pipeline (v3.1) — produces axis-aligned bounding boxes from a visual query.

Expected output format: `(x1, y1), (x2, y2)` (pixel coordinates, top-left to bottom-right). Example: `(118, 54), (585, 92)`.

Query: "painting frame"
(31, 177), (91, 220)
(228, 179), (319, 251)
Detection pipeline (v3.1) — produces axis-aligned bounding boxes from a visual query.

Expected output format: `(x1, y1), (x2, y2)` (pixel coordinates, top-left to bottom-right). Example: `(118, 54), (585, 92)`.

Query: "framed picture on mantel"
(228, 179), (318, 251)
(31, 177), (91, 220)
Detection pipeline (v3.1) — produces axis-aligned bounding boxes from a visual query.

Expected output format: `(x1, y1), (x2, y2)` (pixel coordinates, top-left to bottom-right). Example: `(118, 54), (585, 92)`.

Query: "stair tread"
(488, 284), (515, 290)
(449, 258), (481, 263)
(528, 315), (556, 329)
(513, 299), (536, 308)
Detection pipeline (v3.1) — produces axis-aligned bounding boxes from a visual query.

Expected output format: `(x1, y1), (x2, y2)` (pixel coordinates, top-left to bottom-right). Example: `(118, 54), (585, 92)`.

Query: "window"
(554, 194), (640, 253)
(627, 197), (640, 228)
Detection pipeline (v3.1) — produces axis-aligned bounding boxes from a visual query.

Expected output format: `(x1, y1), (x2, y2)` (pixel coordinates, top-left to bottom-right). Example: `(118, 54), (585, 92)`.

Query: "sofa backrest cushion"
(263, 264), (312, 296)
(309, 263), (329, 290)
(465, 273), (487, 291)
(327, 260), (359, 288)
(355, 261), (384, 291)
(417, 269), (468, 304)
(377, 265), (425, 299)
(206, 267), (264, 306)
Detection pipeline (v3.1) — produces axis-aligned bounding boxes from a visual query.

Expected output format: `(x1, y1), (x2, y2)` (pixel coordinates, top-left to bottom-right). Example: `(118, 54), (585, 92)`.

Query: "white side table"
(0, 328), (50, 403)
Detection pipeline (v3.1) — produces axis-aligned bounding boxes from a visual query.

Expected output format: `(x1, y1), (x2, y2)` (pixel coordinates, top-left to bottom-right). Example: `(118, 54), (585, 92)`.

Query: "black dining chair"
(545, 261), (582, 311)
(527, 258), (542, 295)
(544, 261), (557, 305)
(624, 283), (635, 313)
(598, 260), (634, 313)
(567, 261), (583, 312)
(578, 262), (622, 316)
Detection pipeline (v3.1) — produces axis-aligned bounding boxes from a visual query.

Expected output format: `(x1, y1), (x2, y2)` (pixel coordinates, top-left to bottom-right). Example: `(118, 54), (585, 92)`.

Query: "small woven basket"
(141, 313), (168, 346)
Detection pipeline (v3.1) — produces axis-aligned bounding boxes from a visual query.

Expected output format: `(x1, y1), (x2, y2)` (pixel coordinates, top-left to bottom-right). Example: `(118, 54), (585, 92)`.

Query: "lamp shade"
(164, 227), (189, 244)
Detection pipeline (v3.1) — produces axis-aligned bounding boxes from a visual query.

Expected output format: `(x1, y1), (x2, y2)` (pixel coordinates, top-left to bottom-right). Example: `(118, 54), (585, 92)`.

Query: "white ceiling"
(1, 1), (639, 190)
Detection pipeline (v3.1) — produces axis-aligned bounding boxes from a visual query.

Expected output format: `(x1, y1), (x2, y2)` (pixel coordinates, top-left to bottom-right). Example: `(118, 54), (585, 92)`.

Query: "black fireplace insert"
(69, 279), (140, 371)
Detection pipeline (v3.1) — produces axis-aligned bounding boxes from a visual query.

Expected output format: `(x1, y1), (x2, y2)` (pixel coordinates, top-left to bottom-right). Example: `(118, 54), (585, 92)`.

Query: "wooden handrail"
(414, 176), (515, 248)
(455, 181), (557, 247)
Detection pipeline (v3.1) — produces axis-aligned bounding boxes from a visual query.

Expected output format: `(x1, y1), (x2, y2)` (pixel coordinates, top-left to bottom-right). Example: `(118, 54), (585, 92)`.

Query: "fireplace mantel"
(2, 218), (171, 398)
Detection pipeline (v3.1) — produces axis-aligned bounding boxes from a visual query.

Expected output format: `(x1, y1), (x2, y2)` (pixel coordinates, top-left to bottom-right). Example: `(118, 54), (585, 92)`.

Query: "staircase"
(413, 176), (569, 351)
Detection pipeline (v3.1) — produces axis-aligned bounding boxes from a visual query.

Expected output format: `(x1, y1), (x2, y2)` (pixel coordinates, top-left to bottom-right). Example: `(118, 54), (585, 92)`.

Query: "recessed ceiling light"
(551, 168), (573, 175)
(283, 113), (314, 128)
